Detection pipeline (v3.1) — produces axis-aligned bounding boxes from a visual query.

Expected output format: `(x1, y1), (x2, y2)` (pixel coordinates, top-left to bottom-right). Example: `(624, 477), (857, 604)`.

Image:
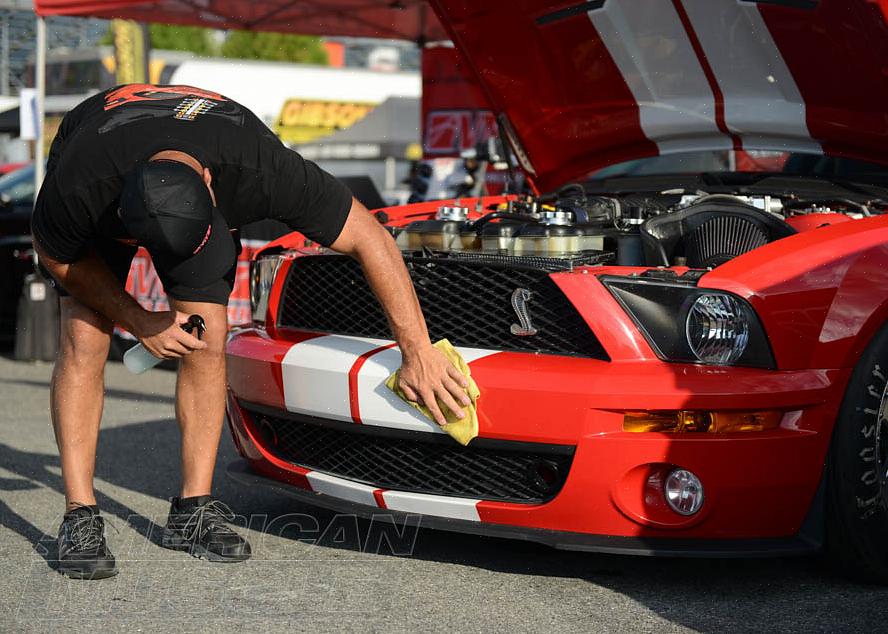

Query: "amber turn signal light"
(623, 410), (783, 433)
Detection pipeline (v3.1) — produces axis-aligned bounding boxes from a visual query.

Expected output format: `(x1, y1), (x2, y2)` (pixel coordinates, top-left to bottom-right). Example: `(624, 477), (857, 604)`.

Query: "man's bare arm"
(330, 198), (471, 425)
(34, 239), (206, 358)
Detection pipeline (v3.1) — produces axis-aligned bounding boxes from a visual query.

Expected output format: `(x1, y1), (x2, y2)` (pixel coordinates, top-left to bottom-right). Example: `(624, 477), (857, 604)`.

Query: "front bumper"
(227, 459), (821, 557)
(226, 327), (848, 553)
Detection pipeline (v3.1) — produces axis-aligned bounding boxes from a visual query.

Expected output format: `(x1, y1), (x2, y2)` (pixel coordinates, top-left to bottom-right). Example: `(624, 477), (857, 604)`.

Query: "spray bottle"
(123, 314), (206, 374)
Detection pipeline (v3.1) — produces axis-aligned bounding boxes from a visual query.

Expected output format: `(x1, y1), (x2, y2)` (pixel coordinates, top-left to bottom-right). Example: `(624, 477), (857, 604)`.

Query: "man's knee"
(181, 342), (226, 369)
(180, 329), (226, 368)
(58, 298), (113, 364)
(169, 300), (228, 369)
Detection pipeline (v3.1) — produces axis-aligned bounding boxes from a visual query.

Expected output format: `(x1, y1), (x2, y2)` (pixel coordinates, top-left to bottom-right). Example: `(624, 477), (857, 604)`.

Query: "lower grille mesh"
(247, 407), (575, 504)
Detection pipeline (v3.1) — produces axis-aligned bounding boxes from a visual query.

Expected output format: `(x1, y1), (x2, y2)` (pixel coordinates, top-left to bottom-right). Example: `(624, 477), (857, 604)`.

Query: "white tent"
(170, 58), (419, 128)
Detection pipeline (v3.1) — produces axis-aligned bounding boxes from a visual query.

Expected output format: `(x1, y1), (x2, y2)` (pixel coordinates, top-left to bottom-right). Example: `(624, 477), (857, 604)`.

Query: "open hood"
(429, 0), (888, 192)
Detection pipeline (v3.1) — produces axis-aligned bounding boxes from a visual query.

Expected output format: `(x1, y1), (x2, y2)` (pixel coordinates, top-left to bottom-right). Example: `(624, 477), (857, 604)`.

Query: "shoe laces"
(180, 500), (238, 541)
(66, 509), (114, 552)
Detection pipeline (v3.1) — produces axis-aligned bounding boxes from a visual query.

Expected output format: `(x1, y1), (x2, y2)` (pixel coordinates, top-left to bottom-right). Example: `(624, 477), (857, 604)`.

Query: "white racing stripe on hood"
(588, 0), (732, 154)
(679, 0), (821, 153)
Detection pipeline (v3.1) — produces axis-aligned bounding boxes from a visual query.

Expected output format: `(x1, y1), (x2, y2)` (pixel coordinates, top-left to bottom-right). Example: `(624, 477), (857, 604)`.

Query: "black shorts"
(39, 234), (241, 306)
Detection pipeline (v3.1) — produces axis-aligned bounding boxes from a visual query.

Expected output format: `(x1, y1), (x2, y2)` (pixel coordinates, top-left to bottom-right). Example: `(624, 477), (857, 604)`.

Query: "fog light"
(664, 469), (704, 515)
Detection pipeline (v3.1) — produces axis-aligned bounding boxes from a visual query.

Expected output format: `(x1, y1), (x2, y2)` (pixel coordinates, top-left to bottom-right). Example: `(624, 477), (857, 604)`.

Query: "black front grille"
(246, 405), (575, 503)
(277, 254), (608, 358)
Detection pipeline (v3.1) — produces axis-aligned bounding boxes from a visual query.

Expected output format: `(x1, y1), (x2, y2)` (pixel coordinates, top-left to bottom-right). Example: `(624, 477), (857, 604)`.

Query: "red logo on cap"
(193, 225), (212, 255)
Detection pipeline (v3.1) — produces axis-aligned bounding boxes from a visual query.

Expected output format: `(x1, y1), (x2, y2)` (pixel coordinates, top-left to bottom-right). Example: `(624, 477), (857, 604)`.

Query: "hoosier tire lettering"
(826, 327), (888, 583)
(857, 365), (886, 518)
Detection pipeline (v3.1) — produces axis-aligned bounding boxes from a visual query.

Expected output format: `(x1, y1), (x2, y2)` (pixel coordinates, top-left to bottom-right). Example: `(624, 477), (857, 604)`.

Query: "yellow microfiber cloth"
(385, 339), (481, 446)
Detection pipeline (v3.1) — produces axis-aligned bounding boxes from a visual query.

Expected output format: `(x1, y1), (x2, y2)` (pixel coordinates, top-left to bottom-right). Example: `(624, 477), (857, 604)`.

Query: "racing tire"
(826, 323), (888, 583)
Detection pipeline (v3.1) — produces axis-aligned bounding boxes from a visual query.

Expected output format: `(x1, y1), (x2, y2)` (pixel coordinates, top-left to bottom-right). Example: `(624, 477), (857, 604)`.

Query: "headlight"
(686, 294), (750, 364)
(250, 254), (284, 323)
(602, 276), (774, 368)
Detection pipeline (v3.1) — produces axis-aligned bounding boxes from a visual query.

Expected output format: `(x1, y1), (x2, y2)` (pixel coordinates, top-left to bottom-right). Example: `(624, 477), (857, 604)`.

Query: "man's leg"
(162, 298), (249, 562)
(168, 299), (228, 497)
(51, 297), (113, 510)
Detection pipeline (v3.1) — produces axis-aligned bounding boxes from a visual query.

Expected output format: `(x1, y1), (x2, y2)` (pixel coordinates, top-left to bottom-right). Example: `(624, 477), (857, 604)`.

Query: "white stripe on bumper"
(382, 490), (481, 522)
(305, 471), (378, 507)
(357, 345), (498, 433)
(279, 334), (498, 433)
(280, 334), (388, 421)
(304, 470), (482, 522)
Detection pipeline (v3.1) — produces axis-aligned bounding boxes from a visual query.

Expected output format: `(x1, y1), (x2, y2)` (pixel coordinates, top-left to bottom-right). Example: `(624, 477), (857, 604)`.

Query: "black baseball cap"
(120, 160), (234, 288)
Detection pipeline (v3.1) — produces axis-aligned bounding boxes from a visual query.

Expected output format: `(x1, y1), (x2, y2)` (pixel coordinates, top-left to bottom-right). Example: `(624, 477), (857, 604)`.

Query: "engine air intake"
(687, 215), (769, 268)
(640, 200), (796, 267)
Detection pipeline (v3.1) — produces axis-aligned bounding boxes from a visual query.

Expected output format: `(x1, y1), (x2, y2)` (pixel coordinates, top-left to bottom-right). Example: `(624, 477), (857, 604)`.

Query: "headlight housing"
(250, 253), (284, 324)
(685, 294), (749, 364)
(602, 276), (774, 368)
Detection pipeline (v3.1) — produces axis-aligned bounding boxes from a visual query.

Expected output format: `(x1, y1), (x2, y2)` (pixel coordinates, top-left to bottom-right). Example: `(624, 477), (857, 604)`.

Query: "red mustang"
(225, 0), (888, 582)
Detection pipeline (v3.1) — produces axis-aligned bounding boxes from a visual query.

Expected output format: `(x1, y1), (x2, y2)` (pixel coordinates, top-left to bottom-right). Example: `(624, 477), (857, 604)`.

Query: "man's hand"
(330, 198), (472, 426)
(133, 310), (207, 359)
(397, 344), (472, 426)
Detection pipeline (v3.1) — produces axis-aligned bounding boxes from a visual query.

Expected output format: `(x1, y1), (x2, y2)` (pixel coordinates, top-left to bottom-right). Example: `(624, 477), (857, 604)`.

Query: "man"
(33, 84), (471, 580)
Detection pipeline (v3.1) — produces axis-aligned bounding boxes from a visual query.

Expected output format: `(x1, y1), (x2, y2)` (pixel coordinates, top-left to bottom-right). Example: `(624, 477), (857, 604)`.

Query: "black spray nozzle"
(182, 314), (206, 340)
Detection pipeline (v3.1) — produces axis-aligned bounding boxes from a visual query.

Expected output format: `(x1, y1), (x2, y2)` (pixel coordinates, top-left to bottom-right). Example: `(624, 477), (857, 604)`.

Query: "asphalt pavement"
(0, 354), (886, 633)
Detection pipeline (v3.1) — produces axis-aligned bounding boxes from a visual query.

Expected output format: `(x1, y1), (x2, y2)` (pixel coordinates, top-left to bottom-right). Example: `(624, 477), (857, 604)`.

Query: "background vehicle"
(0, 163), (35, 347)
(0, 162), (28, 176)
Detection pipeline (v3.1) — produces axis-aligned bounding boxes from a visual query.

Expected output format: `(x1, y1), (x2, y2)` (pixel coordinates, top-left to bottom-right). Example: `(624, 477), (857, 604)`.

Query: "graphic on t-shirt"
(99, 84), (243, 133)
(173, 98), (217, 121)
(104, 84), (227, 110)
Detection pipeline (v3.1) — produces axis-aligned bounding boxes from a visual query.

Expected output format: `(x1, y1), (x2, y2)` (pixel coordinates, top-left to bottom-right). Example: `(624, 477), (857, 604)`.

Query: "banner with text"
(422, 46), (496, 158)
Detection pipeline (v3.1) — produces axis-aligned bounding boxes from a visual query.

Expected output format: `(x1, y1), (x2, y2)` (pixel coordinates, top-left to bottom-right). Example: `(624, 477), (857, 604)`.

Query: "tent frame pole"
(34, 15), (46, 206)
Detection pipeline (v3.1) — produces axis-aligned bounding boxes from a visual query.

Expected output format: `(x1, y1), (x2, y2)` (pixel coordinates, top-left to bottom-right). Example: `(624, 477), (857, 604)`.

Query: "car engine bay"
(390, 184), (881, 269)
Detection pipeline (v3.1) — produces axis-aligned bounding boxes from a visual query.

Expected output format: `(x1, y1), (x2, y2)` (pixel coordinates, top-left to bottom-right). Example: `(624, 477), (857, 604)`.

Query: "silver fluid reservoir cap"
(540, 210), (573, 225)
(436, 205), (470, 221)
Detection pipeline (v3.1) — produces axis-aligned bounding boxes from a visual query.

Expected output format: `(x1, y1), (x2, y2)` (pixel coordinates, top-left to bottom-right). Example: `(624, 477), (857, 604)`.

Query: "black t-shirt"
(33, 84), (353, 263)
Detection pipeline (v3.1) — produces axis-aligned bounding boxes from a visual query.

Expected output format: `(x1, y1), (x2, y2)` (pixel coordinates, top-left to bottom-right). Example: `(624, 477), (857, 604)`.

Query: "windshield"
(589, 151), (888, 186)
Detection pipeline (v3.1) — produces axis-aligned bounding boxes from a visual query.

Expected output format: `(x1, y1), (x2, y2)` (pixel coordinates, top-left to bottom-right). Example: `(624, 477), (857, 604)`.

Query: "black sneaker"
(57, 505), (118, 580)
(161, 496), (251, 562)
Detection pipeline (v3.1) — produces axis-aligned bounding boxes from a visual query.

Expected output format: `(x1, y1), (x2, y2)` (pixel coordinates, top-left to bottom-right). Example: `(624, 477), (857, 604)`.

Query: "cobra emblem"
(510, 288), (538, 336)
